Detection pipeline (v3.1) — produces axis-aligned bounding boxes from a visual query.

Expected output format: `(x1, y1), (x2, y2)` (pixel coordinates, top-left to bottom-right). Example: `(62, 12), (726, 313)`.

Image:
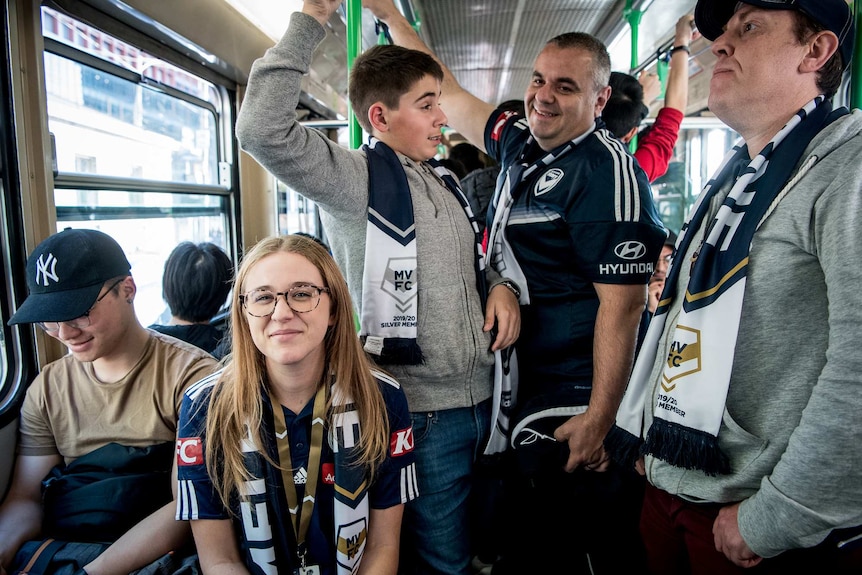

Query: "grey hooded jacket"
(235, 12), (496, 412)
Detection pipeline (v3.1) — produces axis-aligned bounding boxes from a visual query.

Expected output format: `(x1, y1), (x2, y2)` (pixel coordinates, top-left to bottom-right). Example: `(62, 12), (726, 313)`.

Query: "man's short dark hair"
(603, 72), (649, 139)
(163, 241), (233, 323)
(792, 11), (845, 99)
(349, 44), (444, 133)
(498, 99), (526, 115)
(546, 32), (611, 89)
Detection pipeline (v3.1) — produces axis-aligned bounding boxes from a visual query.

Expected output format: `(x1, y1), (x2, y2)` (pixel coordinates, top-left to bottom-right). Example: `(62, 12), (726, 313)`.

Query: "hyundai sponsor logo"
(614, 240), (647, 260)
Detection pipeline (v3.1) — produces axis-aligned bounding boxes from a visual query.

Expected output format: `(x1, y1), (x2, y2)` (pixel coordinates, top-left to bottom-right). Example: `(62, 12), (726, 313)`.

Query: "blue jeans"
(399, 399), (491, 575)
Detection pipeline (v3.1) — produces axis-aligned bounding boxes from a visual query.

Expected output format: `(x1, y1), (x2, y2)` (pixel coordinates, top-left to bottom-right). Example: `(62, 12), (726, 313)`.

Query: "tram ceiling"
(93, 0), (702, 119)
(405, 0), (699, 105)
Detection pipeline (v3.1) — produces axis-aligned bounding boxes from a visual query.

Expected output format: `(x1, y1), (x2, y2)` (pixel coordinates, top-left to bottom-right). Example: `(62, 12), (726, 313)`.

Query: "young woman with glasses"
(176, 234), (417, 575)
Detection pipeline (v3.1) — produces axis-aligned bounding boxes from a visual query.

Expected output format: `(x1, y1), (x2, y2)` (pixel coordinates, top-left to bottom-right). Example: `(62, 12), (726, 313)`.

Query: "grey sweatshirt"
(235, 12), (495, 412)
(641, 110), (862, 557)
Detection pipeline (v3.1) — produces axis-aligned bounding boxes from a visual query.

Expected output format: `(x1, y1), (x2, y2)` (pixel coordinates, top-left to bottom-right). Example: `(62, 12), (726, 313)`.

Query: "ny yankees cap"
(8, 228), (131, 325)
(695, 0), (855, 71)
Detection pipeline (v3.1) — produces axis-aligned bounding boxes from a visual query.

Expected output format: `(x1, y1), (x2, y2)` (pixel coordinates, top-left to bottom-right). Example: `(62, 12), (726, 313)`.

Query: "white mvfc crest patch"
(337, 518), (368, 561)
(381, 257), (417, 308)
(534, 168), (564, 196)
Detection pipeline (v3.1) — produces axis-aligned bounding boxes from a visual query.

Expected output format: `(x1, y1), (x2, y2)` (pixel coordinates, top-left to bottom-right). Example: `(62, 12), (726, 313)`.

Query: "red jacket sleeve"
(634, 107), (684, 182)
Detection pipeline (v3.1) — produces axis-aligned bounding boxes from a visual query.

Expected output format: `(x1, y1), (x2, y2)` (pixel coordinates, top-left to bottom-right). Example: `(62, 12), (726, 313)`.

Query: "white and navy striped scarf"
(360, 138), (486, 364)
(236, 383), (374, 575)
(609, 96), (844, 474)
(482, 123), (601, 454)
(361, 139), (518, 457)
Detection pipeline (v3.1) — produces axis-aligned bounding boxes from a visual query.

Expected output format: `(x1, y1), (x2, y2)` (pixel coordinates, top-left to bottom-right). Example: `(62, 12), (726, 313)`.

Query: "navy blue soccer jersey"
(484, 109), (666, 404)
(176, 369), (417, 575)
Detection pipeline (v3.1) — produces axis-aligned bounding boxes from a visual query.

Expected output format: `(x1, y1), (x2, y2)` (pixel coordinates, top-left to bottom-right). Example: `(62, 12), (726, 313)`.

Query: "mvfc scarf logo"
(337, 518), (368, 561)
(35, 253), (60, 286)
(534, 168), (564, 196)
(662, 325), (702, 392)
(381, 257), (417, 309)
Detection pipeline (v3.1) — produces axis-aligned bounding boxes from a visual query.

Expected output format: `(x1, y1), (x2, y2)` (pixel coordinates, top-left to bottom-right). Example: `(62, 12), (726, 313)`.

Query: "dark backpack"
(41, 442), (174, 543)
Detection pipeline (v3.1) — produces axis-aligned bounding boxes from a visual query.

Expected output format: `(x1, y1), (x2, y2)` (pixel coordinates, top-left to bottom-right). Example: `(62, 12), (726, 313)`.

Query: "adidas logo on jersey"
(294, 466), (307, 485)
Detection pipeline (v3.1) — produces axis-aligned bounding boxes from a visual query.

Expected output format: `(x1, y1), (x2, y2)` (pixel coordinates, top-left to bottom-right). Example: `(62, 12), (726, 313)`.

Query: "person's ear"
(368, 102), (389, 133)
(120, 276), (137, 302)
(595, 84), (612, 116)
(801, 31), (839, 73)
(622, 126), (638, 144)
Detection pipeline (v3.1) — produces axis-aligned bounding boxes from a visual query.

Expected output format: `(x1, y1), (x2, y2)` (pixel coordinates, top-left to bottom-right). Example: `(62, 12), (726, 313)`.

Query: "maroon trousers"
(640, 483), (862, 575)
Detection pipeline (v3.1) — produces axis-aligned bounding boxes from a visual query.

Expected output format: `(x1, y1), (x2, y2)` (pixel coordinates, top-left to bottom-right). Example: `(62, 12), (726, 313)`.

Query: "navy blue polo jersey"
(484, 110), (666, 405)
(176, 372), (415, 575)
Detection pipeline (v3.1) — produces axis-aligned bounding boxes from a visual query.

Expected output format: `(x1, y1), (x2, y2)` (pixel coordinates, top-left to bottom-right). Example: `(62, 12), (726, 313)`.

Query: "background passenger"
(0, 228), (217, 575)
(611, 0), (862, 572)
(149, 241), (233, 357)
(458, 99), (525, 236)
(603, 14), (695, 182)
(647, 230), (677, 315)
(176, 234), (417, 575)
(234, 2), (521, 572)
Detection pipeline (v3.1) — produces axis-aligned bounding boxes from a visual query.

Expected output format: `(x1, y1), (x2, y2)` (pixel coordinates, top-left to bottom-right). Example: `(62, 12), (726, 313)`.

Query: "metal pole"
(346, 0), (363, 149)
(624, 0), (644, 150)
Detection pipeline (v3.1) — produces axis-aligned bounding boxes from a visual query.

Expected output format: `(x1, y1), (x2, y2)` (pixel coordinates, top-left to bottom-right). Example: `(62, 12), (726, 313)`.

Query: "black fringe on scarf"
(604, 424), (644, 469)
(643, 418), (730, 476)
(377, 337), (425, 365)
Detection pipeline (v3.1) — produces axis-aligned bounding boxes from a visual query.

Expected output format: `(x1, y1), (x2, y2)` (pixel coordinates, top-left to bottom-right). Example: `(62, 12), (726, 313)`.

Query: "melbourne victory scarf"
(360, 138), (484, 364)
(609, 97), (843, 475)
(362, 138), (515, 456)
(239, 382), (370, 575)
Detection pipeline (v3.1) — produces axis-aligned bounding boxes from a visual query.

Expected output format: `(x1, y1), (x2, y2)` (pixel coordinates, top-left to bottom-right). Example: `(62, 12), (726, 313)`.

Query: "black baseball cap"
(8, 228), (131, 325)
(695, 0), (855, 71)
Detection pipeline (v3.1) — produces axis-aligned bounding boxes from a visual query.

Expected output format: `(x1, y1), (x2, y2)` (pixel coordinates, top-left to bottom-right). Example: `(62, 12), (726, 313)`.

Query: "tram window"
(647, 119), (738, 234)
(40, 6), (235, 327)
(44, 51), (219, 185)
(277, 180), (321, 237)
(54, 192), (229, 325)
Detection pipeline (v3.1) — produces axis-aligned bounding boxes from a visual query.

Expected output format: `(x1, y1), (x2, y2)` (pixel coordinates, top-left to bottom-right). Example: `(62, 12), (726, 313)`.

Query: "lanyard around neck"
(269, 383), (327, 563)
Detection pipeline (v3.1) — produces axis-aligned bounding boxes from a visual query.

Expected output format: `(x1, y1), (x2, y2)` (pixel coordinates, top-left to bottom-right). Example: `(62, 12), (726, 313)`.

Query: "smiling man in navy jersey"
(365, 0), (666, 572)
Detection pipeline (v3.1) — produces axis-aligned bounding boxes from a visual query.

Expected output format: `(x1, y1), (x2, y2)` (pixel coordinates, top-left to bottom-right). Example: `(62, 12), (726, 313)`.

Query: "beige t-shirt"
(19, 330), (218, 464)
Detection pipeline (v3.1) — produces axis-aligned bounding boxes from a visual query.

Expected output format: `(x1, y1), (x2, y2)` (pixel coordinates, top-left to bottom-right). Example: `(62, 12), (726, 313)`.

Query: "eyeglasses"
(240, 285), (330, 317)
(37, 278), (126, 333)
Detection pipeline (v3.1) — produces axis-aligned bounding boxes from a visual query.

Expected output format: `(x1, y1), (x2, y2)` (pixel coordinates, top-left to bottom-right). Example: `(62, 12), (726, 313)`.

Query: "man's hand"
(675, 14), (696, 48)
(713, 503), (763, 568)
(485, 284), (520, 351)
(638, 71), (662, 106)
(554, 413), (611, 473)
(647, 279), (664, 314)
(302, 0), (342, 26)
(362, 0), (400, 22)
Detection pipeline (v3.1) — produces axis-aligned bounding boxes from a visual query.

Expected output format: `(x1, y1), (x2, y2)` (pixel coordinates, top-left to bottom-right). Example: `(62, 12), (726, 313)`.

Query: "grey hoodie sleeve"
(235, 11), (368, 216)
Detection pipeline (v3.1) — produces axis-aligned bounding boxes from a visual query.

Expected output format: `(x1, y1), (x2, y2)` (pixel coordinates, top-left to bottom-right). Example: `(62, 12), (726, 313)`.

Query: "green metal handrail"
(346, 0), (363, 149)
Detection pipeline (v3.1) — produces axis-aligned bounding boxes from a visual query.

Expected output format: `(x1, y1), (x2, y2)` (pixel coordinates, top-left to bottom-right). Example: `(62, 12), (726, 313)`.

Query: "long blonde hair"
(205, 235), (390, 509)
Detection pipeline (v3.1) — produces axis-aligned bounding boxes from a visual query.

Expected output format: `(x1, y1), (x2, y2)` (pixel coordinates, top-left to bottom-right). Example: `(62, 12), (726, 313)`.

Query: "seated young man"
(0, 228), (218, 575)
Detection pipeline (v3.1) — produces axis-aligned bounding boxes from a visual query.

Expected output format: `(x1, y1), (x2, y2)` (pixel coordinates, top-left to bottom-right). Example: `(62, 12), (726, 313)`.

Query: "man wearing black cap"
(609, 0), (862, 573)
(0, 229), (218, 575)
